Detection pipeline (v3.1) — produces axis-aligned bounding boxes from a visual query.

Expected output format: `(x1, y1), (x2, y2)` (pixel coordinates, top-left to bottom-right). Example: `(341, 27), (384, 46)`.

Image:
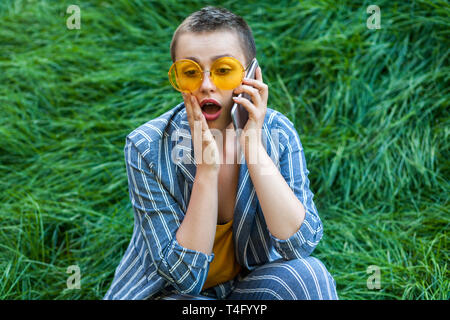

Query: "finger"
(190, 95), (204, 123)
(256, 66), (262, 82)
(190, 95), (212, 136)
(183, 93), (195, 126)
(242, 76), (268, 102)
(242, 75), (268, 92)
(232, 95), (258, 117)
(183, 92), (191, 114)
(185, 94), (204, 136)
(198, 109), (211, 136)
(243, 79), (269, 102)
(233, 84), (262, 106)
(187, 95), (205, 159)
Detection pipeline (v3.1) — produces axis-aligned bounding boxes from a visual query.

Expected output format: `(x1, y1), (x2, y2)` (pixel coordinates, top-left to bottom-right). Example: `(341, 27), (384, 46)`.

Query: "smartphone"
(231, 58), (259, 131)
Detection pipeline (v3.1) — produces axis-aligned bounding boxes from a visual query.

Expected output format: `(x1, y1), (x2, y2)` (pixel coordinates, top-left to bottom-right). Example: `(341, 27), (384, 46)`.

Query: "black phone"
(231, 58), (259, 131)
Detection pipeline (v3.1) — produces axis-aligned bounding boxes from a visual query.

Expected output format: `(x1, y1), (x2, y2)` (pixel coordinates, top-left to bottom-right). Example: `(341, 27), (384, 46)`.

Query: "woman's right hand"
(182, 93), (220, 172)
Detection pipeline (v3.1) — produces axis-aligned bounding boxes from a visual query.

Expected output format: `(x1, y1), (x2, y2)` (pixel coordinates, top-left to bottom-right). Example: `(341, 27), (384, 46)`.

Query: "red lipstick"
(200, 98), (222, 121)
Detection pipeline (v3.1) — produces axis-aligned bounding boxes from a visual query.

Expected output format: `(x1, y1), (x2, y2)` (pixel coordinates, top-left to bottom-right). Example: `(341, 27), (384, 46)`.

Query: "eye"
(183, 69), (199, 77)
(214, 67), (232, 75)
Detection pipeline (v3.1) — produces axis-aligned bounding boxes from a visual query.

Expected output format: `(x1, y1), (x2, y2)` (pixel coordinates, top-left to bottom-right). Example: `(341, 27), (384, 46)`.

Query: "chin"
(206, 120), (223, 130)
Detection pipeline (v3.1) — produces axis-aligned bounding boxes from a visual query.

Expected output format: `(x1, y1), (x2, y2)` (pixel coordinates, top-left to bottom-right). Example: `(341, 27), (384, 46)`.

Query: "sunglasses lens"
(211, 57), (244, 90)
(168, 57), (244, 92)
(169, 60), (203, 92)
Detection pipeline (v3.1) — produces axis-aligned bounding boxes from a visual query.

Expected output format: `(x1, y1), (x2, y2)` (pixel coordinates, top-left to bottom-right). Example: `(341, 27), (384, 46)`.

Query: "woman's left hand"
(232, 66), (268, 150)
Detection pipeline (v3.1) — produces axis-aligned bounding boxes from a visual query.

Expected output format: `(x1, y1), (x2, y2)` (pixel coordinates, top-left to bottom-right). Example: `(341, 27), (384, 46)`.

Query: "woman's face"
(174, 30), (247, 131)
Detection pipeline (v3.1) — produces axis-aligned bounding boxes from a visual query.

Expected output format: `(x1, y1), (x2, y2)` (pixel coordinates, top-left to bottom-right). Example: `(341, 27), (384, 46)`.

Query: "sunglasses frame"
(168, 56), (253, 93)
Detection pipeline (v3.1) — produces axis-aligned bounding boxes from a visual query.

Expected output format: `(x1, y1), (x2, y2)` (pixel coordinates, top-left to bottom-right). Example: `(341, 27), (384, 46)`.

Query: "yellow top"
(202, 219), (242, 290)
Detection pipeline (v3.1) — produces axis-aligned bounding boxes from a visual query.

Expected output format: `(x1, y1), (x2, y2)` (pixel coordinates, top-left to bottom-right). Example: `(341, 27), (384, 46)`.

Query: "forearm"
(245, 141), (305, 240)
(176, 167), (218, 254)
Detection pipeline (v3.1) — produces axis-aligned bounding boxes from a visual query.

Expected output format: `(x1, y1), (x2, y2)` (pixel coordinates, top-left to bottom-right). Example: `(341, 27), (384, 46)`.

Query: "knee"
(274, 257), (338, 300)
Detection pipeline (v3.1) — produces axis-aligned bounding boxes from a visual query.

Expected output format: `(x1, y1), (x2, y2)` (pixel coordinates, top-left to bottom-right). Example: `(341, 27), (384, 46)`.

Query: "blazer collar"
(172, 107), (197, 184)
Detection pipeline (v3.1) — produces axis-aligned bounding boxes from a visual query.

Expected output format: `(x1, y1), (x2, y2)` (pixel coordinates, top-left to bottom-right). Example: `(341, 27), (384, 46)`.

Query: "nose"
(199, 71), (216, 93)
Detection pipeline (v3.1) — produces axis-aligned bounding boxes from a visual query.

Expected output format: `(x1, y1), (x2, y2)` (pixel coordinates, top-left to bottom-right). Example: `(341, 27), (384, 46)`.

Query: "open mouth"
(201, 102), (221, 114)
(200, 99), (222, 121)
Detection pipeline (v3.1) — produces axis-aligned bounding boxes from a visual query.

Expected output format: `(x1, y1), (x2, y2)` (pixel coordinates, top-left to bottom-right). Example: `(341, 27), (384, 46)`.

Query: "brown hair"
(170, 6), (256, 66)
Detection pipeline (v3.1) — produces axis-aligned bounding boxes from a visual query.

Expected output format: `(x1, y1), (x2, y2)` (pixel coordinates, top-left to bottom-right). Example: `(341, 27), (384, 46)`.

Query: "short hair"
(170, 6), (256, 66)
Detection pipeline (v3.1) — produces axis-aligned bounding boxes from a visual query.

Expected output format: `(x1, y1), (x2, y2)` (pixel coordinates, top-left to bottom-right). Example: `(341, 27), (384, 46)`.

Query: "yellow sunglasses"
(168, 56), (251, 93)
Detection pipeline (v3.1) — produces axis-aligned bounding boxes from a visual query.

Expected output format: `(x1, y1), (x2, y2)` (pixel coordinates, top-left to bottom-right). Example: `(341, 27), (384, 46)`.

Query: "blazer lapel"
(173, 107), (197, 185)
(233, 151), (258, 270)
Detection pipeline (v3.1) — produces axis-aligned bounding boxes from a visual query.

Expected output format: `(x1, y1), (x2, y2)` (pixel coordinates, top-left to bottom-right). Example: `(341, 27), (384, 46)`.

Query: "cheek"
(222, 91), (235, 110)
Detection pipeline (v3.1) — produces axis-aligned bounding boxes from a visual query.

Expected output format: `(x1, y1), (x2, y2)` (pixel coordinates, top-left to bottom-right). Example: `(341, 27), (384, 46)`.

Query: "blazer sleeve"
(268, 114), (324, 259)
(124, 136), (213, 295)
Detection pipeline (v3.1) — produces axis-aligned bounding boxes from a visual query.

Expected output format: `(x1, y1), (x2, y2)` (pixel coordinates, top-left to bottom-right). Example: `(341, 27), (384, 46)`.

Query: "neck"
(220, 121), (239, 165)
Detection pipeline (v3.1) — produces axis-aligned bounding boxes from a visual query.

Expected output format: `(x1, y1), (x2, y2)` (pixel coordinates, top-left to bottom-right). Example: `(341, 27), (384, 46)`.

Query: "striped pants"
(160, 257), (338, 300)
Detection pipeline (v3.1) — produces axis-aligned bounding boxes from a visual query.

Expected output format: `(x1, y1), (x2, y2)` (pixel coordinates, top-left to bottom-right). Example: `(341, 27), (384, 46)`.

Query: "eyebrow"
(183, 54), (236, 64)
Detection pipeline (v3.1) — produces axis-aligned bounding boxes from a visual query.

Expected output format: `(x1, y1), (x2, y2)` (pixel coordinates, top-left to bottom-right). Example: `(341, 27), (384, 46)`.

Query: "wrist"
(243, 138), (265, 165)
(196, 165), (220, 179)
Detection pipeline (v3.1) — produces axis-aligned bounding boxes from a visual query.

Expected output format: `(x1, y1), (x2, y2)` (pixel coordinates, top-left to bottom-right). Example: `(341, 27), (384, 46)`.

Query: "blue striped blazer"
(103, 102), (323, 300)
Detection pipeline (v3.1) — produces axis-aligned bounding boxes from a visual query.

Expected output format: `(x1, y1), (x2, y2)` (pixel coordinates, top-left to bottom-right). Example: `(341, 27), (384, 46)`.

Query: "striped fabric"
(159, 257), (338, 300)
(103, 102), (326, 300)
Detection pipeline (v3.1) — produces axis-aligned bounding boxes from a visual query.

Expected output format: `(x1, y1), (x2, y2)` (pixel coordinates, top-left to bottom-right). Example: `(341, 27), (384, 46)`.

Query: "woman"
(104, 6), (338, 300)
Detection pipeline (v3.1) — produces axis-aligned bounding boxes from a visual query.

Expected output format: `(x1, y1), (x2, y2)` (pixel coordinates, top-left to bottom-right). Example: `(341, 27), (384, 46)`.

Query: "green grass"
(0, 0), (448, 300)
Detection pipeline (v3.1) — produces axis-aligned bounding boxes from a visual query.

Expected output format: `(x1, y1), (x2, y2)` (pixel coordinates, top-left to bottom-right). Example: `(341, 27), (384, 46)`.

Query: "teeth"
(203, 102), (219, 108)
